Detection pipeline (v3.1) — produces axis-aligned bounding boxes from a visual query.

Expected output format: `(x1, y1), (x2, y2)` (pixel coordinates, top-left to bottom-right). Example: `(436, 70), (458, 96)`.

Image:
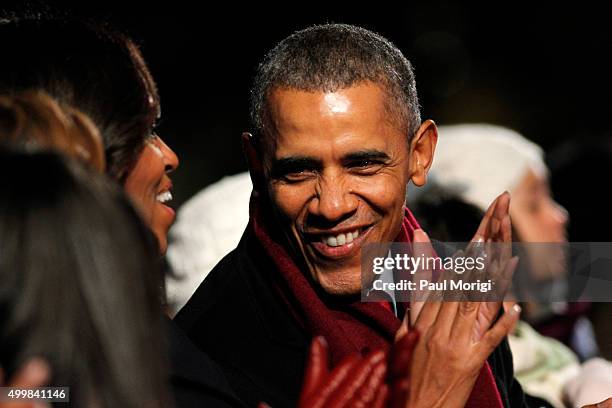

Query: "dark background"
(5, 2), (612, 208)
(4, 1), (612, 357)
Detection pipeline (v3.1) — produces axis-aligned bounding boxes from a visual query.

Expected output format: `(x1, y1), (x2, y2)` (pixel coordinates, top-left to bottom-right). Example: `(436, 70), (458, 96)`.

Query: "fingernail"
(314, 336), (328, 348)
(21, 358), (50, 384)
(367, 349), (386, 364)
(413, 229), (428, 240)
(510, 304), (521, 315)
(24, 358), (49, 374)
(509, 256), (519, 268)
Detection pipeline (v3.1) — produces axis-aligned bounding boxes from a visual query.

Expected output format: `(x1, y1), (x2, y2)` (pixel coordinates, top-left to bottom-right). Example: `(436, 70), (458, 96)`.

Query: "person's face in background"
(124, 134), (179, 254)
(260, 82), (436, 295)
(511, 169), (569, 280)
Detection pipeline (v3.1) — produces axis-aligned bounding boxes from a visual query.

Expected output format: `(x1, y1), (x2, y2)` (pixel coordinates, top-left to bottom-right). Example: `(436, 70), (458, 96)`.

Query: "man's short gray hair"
(250, 23), (422, 146)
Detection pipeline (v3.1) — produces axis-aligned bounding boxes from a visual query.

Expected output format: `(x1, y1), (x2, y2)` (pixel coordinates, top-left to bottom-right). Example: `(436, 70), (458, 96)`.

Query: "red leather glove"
(388, 331), (420, 408)
(297, 336), (388, 408)
(259, 331), (420, 408)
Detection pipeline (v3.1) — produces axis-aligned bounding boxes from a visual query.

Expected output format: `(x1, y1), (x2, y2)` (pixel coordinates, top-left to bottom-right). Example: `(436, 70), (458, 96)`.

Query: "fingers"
(581, 397), (612, 408)
(477, 303), (521, 359)
(299, 353), (361, 408)
(410, 229), (436, 325)
(501, 208), (512, 244)
(410, 229), (437, 328)
(395, 311), (409, 342)
(413, 300), (442, 335)
(472, 195), (499, 242)
(370, 384), (389, 408)
(0, 359), (51, 408)
(472, 192), (510, 243)
(314, 354), (361, 408)
(390, 330), (419, 379)
(346, 355), (388, 407)
(490, 194), (511, 273)
(492, 192), (510, 230)
(8, 358), (50, 389)
(388, 331), (419, 408)
(450, 301), (480, 343)
(301, 337), (330, 396)
(433, 301), (460, 339)
(325, 351), (386, 407)
(412, 229), (435, 277)
(411, 230), (444, 332)
(496, 207), (512, 269)
(493, 200), (512, 287)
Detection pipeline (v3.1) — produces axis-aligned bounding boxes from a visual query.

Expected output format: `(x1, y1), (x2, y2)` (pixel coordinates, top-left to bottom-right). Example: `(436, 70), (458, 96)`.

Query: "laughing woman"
(0, 91), (167, 407)
(0, 18), (454, 408)
(0, 17), (244, 408)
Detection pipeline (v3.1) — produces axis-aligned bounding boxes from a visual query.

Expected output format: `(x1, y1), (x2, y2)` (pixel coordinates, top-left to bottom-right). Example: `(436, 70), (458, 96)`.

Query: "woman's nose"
(551, 200), (569, 227)
(157, 136), (179, 172)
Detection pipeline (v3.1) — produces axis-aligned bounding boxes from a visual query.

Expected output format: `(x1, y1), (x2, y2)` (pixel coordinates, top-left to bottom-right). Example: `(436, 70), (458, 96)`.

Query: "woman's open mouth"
(155, 189), (175, 218)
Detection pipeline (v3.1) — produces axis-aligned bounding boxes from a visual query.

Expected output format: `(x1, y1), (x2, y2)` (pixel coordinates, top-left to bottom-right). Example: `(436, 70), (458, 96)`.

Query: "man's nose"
(309, 175), (357, 223)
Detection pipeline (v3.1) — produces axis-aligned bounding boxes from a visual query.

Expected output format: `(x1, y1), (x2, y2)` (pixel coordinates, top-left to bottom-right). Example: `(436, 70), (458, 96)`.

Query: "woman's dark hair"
(0, 18), (160, 182)
(0, 150), (169, 407)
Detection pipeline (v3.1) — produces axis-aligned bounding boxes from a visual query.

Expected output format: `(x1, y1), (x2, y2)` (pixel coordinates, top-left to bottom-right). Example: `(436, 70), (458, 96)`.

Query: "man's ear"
(242, 132), (265, 193)
(409, 119), (438, 187)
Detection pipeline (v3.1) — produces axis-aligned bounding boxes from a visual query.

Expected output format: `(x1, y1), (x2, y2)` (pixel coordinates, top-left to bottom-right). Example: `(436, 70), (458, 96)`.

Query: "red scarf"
(251, 199), (503, 408)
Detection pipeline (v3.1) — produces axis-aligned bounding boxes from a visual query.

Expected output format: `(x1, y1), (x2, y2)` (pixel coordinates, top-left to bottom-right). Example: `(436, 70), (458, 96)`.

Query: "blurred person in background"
(0, 147), (169, 407)
(0, 91), (169, 407)
(0, 17), (247, 407)
(422, 124), (594, 357)
(548, 137), (612, 361)
(409, 123), (612, 408)
(167, 171), (252, 315)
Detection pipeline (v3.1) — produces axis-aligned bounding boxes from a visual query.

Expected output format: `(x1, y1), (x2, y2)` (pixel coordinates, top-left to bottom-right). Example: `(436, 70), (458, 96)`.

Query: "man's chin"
(315, 272), (362, 296)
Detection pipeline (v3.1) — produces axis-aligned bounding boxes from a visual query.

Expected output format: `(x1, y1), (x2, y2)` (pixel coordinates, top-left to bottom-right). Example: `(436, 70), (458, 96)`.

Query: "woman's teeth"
(156, 191), (172, 204)
(323, 230), (360, 247)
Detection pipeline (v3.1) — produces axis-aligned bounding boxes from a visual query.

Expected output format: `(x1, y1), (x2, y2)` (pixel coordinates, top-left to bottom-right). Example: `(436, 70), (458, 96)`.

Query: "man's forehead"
(268, 84), (388, 130)
(268, 82), (386, 107)
(265, 82), (407, 141)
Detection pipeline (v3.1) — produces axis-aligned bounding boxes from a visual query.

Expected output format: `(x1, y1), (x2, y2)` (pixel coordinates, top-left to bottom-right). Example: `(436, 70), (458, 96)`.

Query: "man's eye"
(353, 160), (374, 167)
(348, 159), (383, 173)
(283, 169), (316, 182)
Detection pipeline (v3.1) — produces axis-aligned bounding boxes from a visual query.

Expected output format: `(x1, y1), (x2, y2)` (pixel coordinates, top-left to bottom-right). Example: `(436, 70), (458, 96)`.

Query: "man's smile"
(303, 224), (375, 260)
(264, 82), (431, 295)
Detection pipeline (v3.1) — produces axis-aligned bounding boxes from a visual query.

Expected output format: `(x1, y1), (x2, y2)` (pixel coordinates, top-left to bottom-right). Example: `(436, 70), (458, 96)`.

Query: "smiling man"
(262, 81), (430, 296)
(175, 24), (532, 408)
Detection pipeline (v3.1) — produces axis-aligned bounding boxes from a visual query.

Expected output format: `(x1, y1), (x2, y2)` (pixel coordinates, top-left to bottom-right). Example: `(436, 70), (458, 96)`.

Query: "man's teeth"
(323, 230), (360, 247)
(156, 191), (172, 204)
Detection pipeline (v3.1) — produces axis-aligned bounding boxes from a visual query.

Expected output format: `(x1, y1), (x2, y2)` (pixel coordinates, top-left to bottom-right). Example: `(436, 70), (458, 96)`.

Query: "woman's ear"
(242, 132), (265, 193)
(409, 120), (438, 187)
